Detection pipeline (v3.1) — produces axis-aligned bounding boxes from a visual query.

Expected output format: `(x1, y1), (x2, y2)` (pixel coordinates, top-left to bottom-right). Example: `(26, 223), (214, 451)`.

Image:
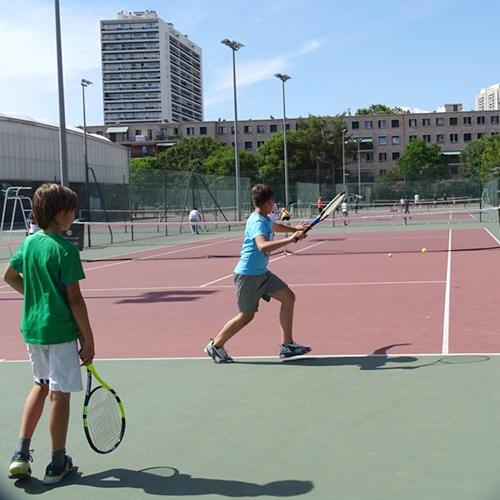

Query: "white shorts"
(27, 341), (83, 393)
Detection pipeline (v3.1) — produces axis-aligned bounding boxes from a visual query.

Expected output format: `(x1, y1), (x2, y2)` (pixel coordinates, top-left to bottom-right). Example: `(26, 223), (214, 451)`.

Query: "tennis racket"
(293, 192), (346, 243)
(83, 363), (126, 454)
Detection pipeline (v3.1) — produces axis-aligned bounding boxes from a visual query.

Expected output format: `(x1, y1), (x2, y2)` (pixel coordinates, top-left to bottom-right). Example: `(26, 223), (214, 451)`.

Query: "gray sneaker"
(205, 339), (233, 363)
(43, 455), (73, 485)
(279, 342), (311, 359)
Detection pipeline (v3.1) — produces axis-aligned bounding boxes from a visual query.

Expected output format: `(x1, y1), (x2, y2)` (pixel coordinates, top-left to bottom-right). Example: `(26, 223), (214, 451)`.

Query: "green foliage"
(204, 147), (260, 178)
(156, 136), (227, 171)
(460, 135), (500, 181)
(396, 139), (448, 180)
(131, 156), (163, 170)
(356, 104), (405, 115)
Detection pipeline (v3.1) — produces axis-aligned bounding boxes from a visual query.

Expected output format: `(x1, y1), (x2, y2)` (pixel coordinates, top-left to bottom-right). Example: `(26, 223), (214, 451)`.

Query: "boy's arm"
(66, 281), (95, 366)
(3, 264), (24, 295)
(255, 228), (307, 254)
(273, 221), (309, 234)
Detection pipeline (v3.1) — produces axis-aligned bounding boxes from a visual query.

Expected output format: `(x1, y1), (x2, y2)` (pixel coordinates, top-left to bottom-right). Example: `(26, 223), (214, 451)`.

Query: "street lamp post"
(221, 39), (244, 221)
(356, 137), (362, 196)
(274, 73), (291, 209)
(81, 79), (92, 245)
(342, 128), (347, 191)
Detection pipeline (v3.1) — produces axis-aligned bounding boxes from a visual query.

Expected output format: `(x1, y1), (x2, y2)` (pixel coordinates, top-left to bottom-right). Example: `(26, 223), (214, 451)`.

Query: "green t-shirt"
(10, 231), (85, 345)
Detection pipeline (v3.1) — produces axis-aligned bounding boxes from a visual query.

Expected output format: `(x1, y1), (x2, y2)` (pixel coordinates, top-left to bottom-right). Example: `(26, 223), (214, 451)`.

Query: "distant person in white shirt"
(268, 203), (278, 222)
(189, 208), (201, 235)
(341, 201), (348, 225)
(414, 194), (420, 208)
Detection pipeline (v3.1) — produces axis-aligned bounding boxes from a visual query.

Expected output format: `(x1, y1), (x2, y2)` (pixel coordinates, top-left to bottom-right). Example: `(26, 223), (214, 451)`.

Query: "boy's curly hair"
(251, 184), (274, 208)
(32, 183), (78, 229)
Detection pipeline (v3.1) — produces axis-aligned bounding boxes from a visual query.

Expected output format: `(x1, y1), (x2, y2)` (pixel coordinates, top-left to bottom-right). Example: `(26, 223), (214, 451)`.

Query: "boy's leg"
(48, 391), (71, 453)
(271, 286), (295, 345)
(213, 311), (254, 347)
(19, 382), (49, 439)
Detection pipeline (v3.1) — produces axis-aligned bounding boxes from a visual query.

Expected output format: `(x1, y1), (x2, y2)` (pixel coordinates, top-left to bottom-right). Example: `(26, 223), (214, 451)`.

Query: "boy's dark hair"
(251, 184), (274, 208)
(32, 183), (78, 229)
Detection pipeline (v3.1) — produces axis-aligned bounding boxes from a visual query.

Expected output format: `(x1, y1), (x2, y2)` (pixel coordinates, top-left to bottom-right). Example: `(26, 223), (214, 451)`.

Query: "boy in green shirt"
(4, 183), (95, 485)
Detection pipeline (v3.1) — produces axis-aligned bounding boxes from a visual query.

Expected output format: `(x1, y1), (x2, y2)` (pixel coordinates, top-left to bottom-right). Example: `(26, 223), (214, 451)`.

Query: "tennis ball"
(388, 253), (392, 257)
(224, 237), (226, 240)
(422, 248), (427, 253)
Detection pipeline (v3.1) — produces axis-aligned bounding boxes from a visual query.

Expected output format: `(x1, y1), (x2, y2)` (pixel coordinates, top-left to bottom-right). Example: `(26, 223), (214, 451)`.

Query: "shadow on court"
(84, 290), (217, 304)
(14, 467), (314, 497)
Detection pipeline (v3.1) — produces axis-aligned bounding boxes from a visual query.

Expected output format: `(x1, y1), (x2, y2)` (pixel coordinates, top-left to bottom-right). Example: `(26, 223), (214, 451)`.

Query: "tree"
(396, 139), (448, 180)
(156, 136), (227, 171)
(356, 104), (404, 115)
(460, 135), (500, 180)
(204, 147), (259, 178)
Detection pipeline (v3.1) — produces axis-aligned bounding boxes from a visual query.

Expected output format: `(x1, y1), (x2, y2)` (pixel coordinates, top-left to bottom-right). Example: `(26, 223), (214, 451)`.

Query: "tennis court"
(1, 207), (500, 499)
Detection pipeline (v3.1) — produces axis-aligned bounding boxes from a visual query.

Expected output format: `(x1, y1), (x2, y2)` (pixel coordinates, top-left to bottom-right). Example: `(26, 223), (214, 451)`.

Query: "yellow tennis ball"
(388, 253), (392, 257)
(422, 248), (427, 253)
(224, 237), (226, 240)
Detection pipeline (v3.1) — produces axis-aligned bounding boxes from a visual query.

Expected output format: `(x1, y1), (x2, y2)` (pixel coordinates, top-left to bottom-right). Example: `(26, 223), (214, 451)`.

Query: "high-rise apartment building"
(100, 11), (203, 125)
(476, 83), (500, 111)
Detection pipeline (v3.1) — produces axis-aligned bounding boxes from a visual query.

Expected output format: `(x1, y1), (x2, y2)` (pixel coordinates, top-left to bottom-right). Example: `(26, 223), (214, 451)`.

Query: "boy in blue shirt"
(205, 184), (311, 363)
(4, 183), (95, 484)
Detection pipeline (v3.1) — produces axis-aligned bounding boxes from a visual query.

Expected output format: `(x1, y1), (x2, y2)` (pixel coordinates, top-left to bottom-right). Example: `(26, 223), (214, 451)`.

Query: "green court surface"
(2, 355), (500, 500)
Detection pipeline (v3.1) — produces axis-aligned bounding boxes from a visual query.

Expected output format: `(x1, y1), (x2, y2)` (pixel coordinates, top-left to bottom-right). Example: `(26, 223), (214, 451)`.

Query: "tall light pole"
(55, 0), (68, 186)
(355, 137), (362, 197)
(274, 73), (291, 209)
(81, 79), (92, 245)
(221, 39), (244, 221)
(342, 128), (347, 191)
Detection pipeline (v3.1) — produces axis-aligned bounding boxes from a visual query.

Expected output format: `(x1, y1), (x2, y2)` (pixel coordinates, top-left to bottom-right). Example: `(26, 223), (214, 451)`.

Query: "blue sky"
(1, 0), (498, 127)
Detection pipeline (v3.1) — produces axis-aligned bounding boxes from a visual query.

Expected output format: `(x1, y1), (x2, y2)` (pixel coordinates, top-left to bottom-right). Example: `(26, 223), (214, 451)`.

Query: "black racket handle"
(293, 225), (312, 243)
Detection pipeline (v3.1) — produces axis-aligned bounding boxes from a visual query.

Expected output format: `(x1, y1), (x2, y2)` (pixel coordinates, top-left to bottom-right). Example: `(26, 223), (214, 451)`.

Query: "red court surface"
(2, 226), (499, 361)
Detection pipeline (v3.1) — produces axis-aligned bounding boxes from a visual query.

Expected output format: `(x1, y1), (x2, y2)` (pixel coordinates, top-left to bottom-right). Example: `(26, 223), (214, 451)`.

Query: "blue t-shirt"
(234, 212), (274, 276)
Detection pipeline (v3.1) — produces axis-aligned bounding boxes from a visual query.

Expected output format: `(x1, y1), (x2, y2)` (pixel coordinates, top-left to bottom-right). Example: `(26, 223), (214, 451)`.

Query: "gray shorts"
(234, 271), (287, 314)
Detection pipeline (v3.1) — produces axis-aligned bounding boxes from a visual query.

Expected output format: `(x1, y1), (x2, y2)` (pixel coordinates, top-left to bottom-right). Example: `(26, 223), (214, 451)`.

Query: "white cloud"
(296, 38), (326, 56)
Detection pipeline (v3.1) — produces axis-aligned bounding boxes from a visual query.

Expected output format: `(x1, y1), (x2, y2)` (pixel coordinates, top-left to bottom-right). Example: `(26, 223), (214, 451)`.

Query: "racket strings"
(86, 386), (123, 452)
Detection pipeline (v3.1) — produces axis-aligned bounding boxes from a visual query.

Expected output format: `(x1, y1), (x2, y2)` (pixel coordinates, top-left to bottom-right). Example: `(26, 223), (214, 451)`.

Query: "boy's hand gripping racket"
(83, 363), (126, 454)
(293, 192), (346, 243)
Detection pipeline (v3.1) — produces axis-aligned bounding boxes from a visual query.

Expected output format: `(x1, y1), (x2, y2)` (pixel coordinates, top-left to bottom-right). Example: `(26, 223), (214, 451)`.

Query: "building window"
(379, 169), (387, 177)
(392, 136), (400, 144)
(379, 153), (387, 161)
(135, 129), (142, 136)
(186, 127), (194, 136)
(436, 118), (444, 126)
(200, 127), (207, 135)
(257, 141), (265, 147)
(218, 126), (227, 134)
(365, 121), (372, 129)
(352, 121), (359, 129)
(491, 116), (499, 124)
(478, 132), (486, 139)
(437, 134), (445, 143)
(147, 129), (154, 140)
(463, 116), (472, 125)
(409, 119), (417, 127)
(392, 152), (400, 160)
(477, 116), (485, 125)
(270, 124), (278, 133)
(449, 117), (458, 125)
(378, 120), (386, 128)
(244, 125), (253, 133)
(409, 135), (417, 142)
(366, 153), (373, 161)
(423, 135), (431, 143)
(352, 154), (359, 162)
(450, 134), (458, 142)
(422, 118), (430, 126)
(391, 119), (399, 128)
(257, 125), (265, 133)
(244, 141), (252, 150)
(379, 136), (387, 145)
(464, 133), (472, 141)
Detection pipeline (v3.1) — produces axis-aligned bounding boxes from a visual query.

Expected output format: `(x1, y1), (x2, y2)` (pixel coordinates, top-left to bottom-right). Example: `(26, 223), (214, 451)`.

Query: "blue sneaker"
(279, 342), (311, 359)
(9, 450), (33, 479)
(43, 455), (73, 485)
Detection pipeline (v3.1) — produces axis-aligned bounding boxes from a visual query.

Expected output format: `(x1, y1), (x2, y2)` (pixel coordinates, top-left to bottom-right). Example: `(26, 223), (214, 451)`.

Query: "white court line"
(84, 239), (239, 272)
(199, 240), (328, 288)
(485, 227), (500, 245)
(442, 229), (452, 355)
